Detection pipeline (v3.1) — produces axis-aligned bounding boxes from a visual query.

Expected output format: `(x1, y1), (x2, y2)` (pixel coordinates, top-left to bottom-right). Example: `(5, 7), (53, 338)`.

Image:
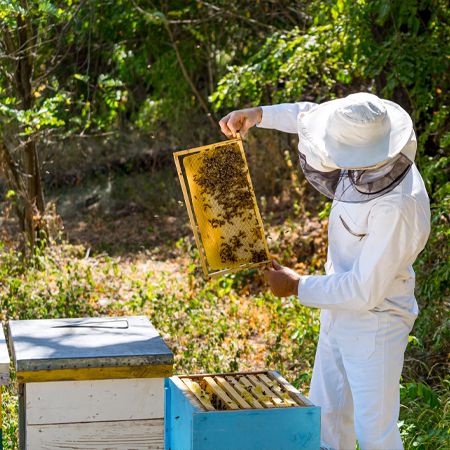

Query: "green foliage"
(2, 387), (19, 450)
(399, 378), (450, 449)
(318, 202), (332, 221)
(0, 243), (94, 320)
(211, 25), (342, 109)
(400, 382), (440, 410)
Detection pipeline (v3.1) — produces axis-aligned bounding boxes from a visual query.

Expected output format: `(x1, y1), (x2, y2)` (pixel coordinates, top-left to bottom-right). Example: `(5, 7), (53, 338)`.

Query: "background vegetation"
(1, 0), (449, 448)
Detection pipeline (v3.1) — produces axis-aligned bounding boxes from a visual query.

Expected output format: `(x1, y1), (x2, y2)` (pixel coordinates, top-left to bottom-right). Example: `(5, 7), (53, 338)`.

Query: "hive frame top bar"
(174, 132), (271, 279)
(174, 370), (314, 412)
(173, 133), (243, 158)
(178, 369), (268, 379)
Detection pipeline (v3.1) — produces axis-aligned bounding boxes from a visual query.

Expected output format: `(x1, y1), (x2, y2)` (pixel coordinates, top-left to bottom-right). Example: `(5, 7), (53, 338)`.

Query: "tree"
(0, 0), (88, 254)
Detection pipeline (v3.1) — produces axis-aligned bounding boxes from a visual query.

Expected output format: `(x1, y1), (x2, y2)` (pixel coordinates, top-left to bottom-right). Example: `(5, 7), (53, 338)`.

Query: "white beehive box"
(8, 316), (173, 450)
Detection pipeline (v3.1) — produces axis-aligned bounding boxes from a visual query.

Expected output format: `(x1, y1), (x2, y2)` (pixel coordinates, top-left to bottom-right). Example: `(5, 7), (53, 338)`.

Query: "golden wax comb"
(174, 133), (271, 278)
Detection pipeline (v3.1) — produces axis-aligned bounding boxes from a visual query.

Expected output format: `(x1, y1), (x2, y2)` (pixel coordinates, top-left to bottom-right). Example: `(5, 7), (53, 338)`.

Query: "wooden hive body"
(8, 316), (173, 450)
(174, 134), (271, 278)
(165, 371), (322, 450)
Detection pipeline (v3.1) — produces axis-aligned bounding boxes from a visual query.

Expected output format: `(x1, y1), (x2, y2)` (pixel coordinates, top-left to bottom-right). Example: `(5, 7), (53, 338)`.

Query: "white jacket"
(258, 102), (431, 323)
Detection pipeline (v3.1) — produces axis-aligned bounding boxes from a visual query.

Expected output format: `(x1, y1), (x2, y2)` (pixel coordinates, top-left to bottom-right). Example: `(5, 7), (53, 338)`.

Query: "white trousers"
(308, 310), (413, 450)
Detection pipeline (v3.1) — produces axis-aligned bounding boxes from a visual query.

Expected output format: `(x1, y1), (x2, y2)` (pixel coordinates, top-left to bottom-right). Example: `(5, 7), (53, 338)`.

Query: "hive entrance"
(180, 371), (308, 411)
(174, 134), (270, 278)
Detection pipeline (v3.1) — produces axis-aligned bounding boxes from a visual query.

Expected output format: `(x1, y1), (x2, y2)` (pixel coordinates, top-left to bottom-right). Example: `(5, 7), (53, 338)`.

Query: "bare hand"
(219, 107), (263, 139)
(264, 260), (301, 297)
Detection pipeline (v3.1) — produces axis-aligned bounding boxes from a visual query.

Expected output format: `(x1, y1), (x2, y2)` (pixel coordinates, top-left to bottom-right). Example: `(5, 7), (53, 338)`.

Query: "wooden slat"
(26, 378), (164, 425)
(239, 376), (274, 408)
(182, 379), (215, 412)
(26, 418), (164, 450)
(16, 364), (172, 383)
(267, 370), (313, 407)
(201, 380), (219, 409)
(215, 376), (252, 409)
(170, 376), (204, 413)
(226, 377), (264, 409)
(203, 377), (239, 410)
(209, 260), (271, 279)
(247, 375), (286, 408)
(257, 374), (297, 407)
(179, 369), (267, 379)
(173, 135), (242, 158)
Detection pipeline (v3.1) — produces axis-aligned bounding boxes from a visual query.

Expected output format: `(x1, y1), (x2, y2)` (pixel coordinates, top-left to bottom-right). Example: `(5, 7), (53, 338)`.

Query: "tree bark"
(16, 3), (46, 216)
(0, 139), (36, 251)
(0, 1), (47, 255)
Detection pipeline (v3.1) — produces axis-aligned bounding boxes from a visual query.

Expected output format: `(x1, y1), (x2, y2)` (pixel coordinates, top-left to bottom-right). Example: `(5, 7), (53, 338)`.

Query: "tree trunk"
(16, 6), (46, 217)
(0, 1), (47, 255)
(0, 139), (36, 252)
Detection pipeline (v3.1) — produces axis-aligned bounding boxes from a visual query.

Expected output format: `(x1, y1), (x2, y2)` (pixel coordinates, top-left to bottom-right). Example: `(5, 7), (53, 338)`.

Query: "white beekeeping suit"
(257, 93), (431, 450)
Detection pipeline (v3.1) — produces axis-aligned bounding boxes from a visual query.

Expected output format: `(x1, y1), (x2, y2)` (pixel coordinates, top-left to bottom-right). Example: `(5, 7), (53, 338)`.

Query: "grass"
(399, 379), (450, 449)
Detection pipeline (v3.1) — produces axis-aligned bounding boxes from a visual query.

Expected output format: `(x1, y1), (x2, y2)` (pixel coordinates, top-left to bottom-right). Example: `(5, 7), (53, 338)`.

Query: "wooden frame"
(174, 133), (271, 279)
(176, 370), (313, 411)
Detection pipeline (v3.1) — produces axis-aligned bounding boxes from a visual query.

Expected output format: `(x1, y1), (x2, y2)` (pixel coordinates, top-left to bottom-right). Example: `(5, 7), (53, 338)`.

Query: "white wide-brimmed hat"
(298, 92), (416, 173)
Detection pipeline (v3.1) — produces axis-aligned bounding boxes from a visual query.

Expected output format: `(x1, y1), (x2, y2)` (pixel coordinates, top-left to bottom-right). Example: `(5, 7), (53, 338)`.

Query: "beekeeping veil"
(298, 93), (416, 203)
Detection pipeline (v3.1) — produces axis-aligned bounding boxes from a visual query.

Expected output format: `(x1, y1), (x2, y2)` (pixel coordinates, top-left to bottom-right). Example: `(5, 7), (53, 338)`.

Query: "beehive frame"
(174, 133), (271, 279)
(177, 370), (314, 412)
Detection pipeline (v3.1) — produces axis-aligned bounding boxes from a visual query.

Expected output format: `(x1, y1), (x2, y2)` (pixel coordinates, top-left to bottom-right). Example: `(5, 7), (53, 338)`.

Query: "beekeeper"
(219, 93), (431, 450)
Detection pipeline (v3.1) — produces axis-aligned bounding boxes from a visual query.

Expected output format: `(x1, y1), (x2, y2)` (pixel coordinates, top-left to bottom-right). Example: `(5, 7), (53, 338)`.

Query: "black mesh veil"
(299, 152), (413, 203)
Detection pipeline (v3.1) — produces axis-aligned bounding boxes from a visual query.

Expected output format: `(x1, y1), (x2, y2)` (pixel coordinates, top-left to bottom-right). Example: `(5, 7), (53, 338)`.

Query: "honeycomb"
(183, 142), (269, 271)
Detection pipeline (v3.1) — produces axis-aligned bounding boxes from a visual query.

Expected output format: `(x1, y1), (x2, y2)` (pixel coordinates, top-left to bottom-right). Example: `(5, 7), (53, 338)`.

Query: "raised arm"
(257, 102), (317, 134)
(219, 102), (317, 138)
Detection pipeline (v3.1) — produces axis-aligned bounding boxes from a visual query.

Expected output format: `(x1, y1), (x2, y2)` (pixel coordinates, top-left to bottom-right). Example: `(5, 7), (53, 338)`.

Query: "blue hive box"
(165, 370), (321, 450)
